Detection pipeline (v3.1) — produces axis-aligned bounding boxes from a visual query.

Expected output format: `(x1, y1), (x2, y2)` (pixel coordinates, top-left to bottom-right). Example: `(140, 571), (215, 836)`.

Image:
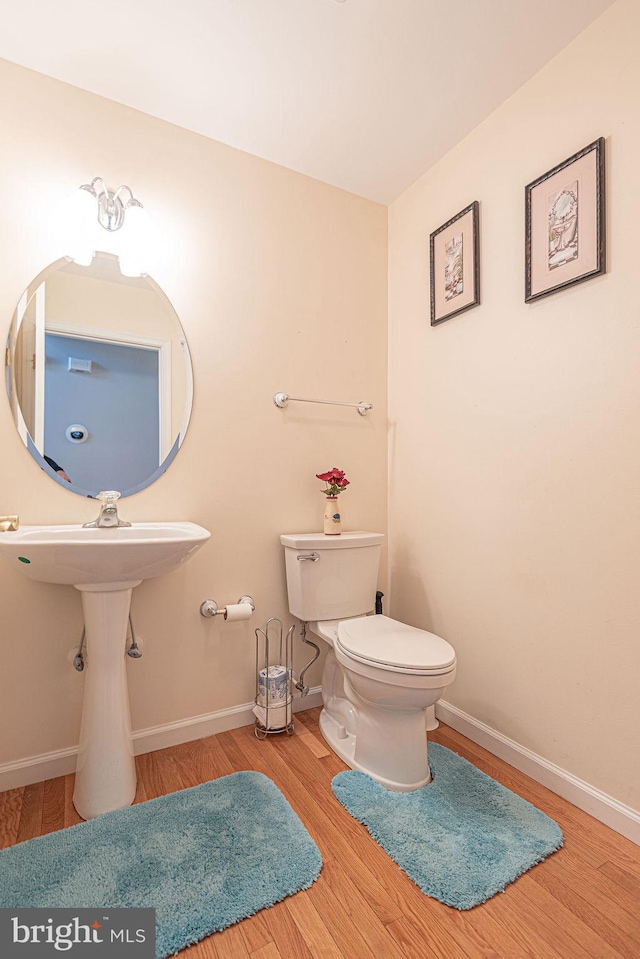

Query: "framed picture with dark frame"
(525, 137), (605, 303)
(430, 201), (480, 326)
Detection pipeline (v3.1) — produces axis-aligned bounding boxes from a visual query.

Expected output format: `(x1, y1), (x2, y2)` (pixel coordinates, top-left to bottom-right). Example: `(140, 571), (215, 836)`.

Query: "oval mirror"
(5, 253), (193, 498)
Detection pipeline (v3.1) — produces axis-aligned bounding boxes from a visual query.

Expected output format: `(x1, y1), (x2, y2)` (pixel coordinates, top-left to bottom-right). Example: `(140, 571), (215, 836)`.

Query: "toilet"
(281, 531), (456, 791)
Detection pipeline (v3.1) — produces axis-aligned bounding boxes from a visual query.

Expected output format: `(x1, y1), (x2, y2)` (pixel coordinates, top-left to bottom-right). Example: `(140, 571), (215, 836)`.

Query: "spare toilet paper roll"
(258, 664), (288, 702)
(253, 702), (290, 730)
(224, 602), (253, 622)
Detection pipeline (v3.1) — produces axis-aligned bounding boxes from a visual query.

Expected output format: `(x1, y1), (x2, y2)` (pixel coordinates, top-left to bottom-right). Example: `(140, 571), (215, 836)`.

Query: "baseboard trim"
(0, 747), (79, 793)
(133, 688), (323, 755)
(0, 688), (323, 794)
(436, 700), (640, 846)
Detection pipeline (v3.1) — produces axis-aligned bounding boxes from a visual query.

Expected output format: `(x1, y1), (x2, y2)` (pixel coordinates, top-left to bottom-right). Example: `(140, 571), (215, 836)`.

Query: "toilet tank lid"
(280, 531), (384, 549)
(338, 615), (456, 670)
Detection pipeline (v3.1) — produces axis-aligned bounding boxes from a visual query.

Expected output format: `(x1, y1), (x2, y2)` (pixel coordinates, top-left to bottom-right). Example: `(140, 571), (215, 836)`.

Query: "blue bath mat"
(332, 742), (562, 909)
(0, 771), (322, 956)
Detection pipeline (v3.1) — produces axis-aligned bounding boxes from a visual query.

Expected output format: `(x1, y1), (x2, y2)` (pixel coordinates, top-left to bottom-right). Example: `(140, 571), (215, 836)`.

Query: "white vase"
(323, 496), (342, 535)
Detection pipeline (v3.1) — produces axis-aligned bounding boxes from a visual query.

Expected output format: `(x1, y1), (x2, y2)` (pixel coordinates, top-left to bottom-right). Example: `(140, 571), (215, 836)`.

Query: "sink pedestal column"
(73, 581), (140, 820)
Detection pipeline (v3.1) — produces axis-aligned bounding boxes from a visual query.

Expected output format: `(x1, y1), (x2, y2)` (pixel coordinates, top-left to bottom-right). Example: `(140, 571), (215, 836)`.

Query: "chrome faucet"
(83, 491), (132, 528)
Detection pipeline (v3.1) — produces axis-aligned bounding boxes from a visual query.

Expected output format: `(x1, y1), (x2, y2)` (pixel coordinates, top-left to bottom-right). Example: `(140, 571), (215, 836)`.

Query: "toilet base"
(319, 707), (432, 792)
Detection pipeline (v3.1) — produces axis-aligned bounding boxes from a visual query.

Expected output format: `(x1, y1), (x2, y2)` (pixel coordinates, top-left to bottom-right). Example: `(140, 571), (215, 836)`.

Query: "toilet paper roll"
(224, 602), (253, 622)
(258, 665), (288, 702)
(253, 702), (291, 730)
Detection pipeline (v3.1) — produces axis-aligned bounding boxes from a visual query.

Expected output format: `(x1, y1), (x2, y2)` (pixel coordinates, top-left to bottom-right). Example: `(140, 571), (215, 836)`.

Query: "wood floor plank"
(520, 864), (618, 959)
(389, 892), (494, 959)
(215, 730), (256, 775)
(451, 898), (559, 959)
(318, 750), (349, 779)
(386, 917), (443, 959)
(0, 787), (23, 849)
(16, 780), (44, 842)
(313, 858), (407, 959)
(238, 910), (273, 955)
(294, 723), (331, 760)
(136, 747), (180, 800)
(173, 733), (237, 787)
(182, 936), (220, 959)
(199, 734), (238, 776)
(171, 738), (225, 790)
(213, 922), (251, 958)
(285, 891), (345, 959)
(63, 775), (83, 828)
(600, 848), (640, 882)
(250, 942), (281, 959)
(501, 874), (618, 959)
(132, 772), (149, 806)
(598, 859), (640, 913)
(41, 776), (65, 835)
(531, 849), (640, 955)
(291, 710), (319, 735)
(263, 901), (314, 959)
(444, 909), (514, 959)
(470, 890), (566, 959)
(305, 871), (377, 959)
(542, 846), (640, 939)
(298, 709), (345, 776)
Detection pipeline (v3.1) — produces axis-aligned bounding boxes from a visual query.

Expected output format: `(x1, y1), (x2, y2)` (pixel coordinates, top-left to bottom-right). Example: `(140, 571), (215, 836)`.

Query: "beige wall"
(388, 0), (639, 811)
(0, 59), (387, 764)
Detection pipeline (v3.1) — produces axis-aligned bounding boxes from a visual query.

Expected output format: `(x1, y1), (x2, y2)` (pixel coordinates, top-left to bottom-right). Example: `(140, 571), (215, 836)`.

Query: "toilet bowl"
(312, 615), (455, 790)
(281, 531), (457, 791)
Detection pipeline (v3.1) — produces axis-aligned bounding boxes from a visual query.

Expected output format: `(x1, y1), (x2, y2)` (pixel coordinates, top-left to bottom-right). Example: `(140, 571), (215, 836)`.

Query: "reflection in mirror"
(6, 253), (193, 498)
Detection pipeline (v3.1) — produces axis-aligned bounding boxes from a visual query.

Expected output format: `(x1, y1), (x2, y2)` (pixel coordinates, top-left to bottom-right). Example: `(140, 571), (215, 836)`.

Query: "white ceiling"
(0, 0), (614, 204)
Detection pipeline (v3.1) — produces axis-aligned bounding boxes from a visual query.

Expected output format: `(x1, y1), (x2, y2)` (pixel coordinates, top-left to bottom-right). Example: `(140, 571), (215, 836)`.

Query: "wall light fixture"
(66, 176), (151, 277)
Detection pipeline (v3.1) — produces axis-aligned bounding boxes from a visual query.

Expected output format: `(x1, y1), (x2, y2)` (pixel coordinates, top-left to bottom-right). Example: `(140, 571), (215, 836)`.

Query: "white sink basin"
(0, 520), (211, 820)
(0, 521), (210, 588)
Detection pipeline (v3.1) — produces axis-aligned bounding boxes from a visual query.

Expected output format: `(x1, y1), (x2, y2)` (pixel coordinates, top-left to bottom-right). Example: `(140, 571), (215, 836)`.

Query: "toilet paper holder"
(254, 617), (295, 739)
(200, 595), (255, 621)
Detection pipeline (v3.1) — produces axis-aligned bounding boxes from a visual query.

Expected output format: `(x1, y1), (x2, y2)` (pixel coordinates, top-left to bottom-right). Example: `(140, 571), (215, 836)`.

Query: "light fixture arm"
(80, 177), (144, 233)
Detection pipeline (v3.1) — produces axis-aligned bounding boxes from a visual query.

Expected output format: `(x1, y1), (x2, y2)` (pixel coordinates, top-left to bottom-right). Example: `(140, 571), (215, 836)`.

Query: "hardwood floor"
(1, 708), (639, 958)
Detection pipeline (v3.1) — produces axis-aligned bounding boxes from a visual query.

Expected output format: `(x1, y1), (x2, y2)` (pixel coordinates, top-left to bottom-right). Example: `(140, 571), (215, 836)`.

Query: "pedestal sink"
(0, 522), (210, 819)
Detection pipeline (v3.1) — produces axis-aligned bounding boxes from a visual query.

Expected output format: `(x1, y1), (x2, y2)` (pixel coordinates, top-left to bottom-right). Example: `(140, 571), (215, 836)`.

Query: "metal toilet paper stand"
(254, 617), (295, 739)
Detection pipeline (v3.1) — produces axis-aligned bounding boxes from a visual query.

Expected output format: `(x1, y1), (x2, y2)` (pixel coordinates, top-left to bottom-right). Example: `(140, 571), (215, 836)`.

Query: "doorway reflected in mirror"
(6, 253), (193, 497)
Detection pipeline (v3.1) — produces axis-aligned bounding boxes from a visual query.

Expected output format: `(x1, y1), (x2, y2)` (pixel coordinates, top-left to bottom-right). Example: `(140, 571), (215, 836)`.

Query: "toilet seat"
(337, 615), (456, 676)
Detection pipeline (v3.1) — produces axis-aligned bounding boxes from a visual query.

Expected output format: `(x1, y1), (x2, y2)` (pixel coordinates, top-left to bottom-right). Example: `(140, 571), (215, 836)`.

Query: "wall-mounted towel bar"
(273, 392), (372, 416)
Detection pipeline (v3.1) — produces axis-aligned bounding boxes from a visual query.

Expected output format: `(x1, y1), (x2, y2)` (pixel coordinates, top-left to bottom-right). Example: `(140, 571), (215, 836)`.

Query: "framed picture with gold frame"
(525, 137), (605, 303)
(430, 201), (480, 326)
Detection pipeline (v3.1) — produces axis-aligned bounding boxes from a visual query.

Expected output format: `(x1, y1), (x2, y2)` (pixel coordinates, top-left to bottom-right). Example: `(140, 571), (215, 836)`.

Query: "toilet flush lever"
(297, 552), (320, 562)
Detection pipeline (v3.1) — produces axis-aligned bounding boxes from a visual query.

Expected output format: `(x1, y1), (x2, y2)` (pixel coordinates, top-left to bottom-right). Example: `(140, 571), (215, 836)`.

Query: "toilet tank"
(280, 531), (384, 622)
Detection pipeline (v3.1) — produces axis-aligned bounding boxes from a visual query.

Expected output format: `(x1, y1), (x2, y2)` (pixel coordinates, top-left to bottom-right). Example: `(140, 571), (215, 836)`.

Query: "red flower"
(316, 467), (350, 496)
